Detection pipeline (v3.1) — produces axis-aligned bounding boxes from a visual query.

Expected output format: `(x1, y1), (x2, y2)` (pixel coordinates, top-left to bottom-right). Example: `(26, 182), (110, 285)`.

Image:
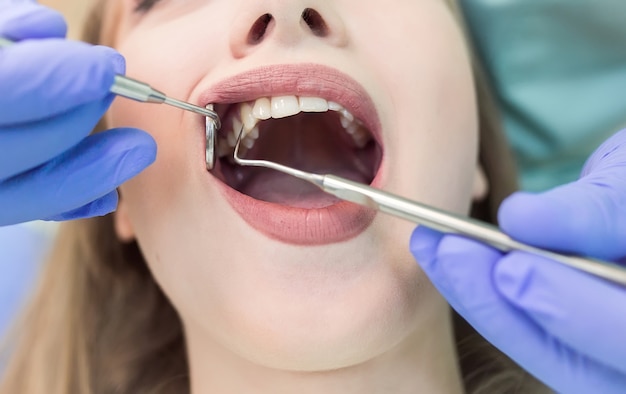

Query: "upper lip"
(197, 63), (382, 145)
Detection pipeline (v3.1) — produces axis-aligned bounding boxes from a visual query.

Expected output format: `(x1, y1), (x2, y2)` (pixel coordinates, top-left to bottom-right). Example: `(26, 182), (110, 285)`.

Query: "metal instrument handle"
(322, 174), (626, 286)
(110, 75), (167, 103)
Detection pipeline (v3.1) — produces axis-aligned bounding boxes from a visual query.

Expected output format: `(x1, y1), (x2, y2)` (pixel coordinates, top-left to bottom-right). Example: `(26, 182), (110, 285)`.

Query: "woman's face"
(111, 0), (477, 371)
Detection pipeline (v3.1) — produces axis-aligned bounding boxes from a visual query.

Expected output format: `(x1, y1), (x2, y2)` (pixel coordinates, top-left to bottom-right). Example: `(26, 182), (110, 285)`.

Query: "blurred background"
(40, 0), (88, 39)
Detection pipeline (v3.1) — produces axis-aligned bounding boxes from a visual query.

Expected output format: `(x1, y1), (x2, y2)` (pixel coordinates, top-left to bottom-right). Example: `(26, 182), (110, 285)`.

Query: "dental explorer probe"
(232, 129), (626, 286)
(0, 37), (221, 126)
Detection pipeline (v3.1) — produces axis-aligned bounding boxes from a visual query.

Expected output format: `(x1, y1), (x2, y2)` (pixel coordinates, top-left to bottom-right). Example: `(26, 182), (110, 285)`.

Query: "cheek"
(357, 2), (478, 213)
(107, 94), (210, 286)
(110, 102), (191, 212)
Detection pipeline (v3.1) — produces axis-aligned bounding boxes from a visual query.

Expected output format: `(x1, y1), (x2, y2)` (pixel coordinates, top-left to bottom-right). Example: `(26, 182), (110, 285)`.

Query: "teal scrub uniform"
(461, 0), (626, 191)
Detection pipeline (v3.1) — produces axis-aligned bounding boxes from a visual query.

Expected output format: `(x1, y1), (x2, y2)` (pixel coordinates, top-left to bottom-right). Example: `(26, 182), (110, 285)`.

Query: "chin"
(189, 226), (428, 372)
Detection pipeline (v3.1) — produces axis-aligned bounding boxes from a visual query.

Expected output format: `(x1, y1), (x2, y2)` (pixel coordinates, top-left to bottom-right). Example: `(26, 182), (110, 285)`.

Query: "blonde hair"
(1, 1), (546, 393)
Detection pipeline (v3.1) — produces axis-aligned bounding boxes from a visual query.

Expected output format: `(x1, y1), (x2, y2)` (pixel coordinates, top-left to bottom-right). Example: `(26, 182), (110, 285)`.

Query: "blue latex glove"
(410, 129), (626, 393)
(0, 3), (156, 226)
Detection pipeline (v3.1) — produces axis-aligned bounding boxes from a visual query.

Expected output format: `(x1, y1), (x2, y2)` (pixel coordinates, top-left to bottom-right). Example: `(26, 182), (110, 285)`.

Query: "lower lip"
(213, 175), (380, 246)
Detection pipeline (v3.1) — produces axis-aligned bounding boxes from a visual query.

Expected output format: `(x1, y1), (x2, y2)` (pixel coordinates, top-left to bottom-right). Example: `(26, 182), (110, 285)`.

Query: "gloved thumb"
(499, 129), (626, 261)
(0, 2), (67, 40)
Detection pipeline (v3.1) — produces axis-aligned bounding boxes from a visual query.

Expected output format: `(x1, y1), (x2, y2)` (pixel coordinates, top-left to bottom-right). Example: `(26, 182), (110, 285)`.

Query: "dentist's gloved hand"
(410, 128), (626, 394)
(0, 3), (156, 226)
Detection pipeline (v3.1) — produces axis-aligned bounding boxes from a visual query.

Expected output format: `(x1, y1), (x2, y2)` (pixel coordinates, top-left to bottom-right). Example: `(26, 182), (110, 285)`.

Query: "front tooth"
(253, 97), (271, 120)
(340, 109), (354, 122)
(328, 101), (343, 111)
(340, 115), (351, 129)
(299, 97), (328, 112)
(271, 96), (300, 118)
(240, 103), (257, 131)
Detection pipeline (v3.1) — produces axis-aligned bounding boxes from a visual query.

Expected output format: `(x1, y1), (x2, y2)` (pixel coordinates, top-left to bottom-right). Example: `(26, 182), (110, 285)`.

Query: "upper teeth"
(220, 95), (372, 156)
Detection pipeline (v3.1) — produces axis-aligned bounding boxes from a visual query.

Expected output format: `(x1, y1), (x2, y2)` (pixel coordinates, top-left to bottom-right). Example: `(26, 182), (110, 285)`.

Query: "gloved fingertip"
(108, 129), (157, 183)
(410, 226), (444, 270)
(46, 190), (118, 221)
(580, 128), (626, 176)
(88, 190), (120, 217)
(117, 148), (156, 183)
(498, 191), (541, 233)
(94, 45), (126, 76)
(498, 187), (581, 243)
(0, 3), (67, 40)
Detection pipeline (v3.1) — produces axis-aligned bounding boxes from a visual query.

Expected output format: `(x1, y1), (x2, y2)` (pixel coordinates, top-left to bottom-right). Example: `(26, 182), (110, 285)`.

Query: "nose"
(230, 2), (348, 58)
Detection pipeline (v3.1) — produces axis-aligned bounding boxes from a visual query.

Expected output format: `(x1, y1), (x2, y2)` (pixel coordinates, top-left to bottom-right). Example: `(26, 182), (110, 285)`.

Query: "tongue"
(242, 171), (337, 208)
(240, 167), (370, 208)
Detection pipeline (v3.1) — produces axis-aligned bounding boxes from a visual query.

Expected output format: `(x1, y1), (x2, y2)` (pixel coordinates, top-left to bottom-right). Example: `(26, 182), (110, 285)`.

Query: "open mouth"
(211, 96), (383, 209)
(200, 64), (384, 244)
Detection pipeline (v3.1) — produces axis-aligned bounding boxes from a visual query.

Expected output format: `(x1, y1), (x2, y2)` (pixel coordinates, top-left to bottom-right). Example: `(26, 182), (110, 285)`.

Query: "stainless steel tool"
(233, 128), (626, 286)
(0, 37), (222, 169)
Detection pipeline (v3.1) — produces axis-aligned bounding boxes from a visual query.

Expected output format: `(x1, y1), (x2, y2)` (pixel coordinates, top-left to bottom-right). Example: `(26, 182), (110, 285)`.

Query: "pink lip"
(199, 64), (385, 245)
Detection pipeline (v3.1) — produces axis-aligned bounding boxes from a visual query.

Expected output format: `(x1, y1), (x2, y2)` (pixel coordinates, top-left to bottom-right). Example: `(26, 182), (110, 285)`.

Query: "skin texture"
(109, 0), (478, 392)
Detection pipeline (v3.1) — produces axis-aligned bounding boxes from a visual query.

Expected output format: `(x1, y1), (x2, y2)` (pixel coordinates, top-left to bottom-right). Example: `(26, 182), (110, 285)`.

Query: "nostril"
(248, 14), (273, 45)
(301, 8), (328, 37)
